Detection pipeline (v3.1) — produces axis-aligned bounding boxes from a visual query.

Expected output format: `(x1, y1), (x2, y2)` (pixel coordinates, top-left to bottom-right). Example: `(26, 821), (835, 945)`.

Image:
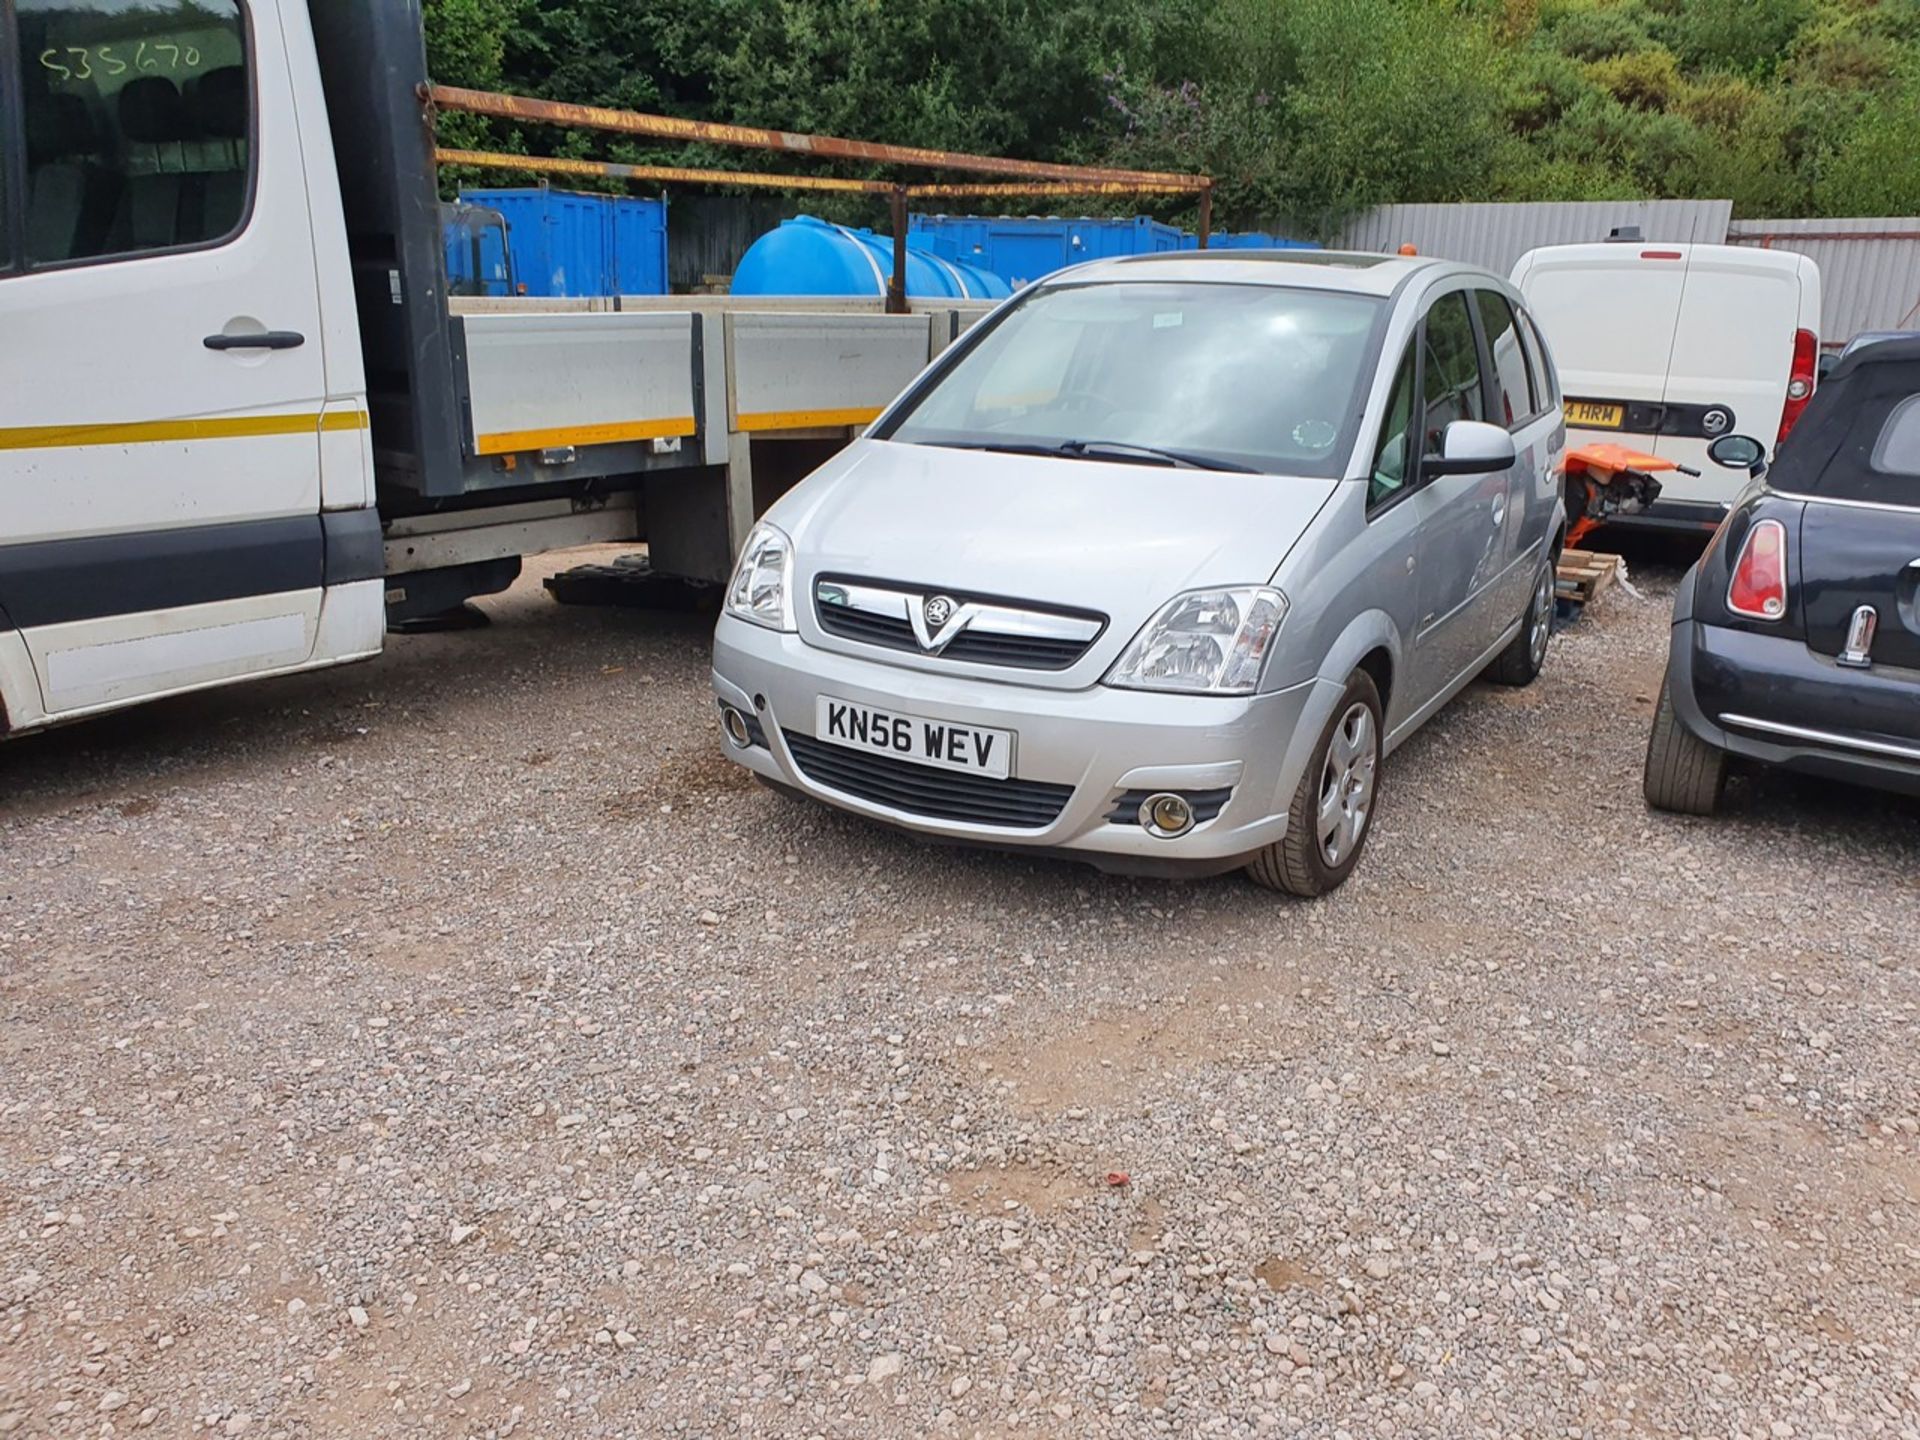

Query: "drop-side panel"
(459, 311), (698, 457)
(727, 314), (934, 433)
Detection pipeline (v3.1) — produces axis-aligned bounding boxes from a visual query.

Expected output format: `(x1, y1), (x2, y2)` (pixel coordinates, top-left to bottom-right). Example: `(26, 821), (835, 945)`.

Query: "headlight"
(724, 521), (796, 631)
(1105, 587), (1288, 695)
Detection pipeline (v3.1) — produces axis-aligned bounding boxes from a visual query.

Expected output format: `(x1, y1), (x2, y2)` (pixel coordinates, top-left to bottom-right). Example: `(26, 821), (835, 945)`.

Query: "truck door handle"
(204, 330), (306, 351)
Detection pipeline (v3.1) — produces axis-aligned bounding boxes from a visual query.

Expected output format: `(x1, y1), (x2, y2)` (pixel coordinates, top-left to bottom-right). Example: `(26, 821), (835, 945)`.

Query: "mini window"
(1870, 394), (1920, 477)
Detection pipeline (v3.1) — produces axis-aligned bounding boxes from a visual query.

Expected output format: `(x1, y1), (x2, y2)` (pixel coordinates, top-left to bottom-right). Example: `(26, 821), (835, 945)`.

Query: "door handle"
(1491, 497), (1507, 526)
(204, 330), (305, 351)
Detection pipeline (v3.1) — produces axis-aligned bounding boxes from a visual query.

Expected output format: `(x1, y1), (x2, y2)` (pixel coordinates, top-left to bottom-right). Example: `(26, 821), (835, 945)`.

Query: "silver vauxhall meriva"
(712, 252), (1567, 895)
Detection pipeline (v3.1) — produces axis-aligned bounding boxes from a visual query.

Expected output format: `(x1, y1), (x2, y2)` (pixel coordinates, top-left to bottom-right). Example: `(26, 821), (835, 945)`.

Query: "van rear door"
(0, 0), (338, 723)
(1511, 242), (1686, 460)
(1660, 248), (1810, 495)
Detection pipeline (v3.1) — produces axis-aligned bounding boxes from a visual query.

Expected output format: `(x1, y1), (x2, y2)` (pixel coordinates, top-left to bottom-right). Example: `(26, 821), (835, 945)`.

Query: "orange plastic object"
(1563, 444), (1676, 548)
(1566, 442), (1677, 478)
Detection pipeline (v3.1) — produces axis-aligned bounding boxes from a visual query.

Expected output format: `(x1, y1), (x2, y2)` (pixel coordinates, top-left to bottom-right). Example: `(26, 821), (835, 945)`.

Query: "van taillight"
(1777, 329), (1818, 443)
(1727, 518), (1788, 620)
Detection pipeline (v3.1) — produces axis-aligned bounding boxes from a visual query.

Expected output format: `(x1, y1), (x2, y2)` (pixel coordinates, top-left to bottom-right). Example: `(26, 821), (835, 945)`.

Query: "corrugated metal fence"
(1336, 200), (1732, 276)
(1335, 201), (1919, 345)
(1726, 216), (1920, 348)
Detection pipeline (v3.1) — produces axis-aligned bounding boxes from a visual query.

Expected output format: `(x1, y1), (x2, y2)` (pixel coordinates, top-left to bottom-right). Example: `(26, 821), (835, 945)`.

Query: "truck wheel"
(1643, 677), (1727, 815)
(1246, 671), (1382, 897)
(1486, 553), (1556, 687)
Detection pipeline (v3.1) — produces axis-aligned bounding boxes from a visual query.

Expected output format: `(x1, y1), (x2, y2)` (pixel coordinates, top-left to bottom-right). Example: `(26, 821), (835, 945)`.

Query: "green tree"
(1813, 63), (1920, 213)
(1105, 0), (1508, 237)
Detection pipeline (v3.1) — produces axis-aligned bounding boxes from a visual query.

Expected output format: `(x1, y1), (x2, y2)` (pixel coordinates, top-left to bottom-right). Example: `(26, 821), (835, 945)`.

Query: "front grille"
(1106, 788), (1234, 825)
(783, 731), (1073, 828)
(817, 604), (1094, 669)
(813, 578), (1103, 671)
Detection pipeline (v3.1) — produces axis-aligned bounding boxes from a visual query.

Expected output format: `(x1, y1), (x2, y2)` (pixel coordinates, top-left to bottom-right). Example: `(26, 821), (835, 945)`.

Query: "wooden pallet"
(1555, 548), (1622, 608)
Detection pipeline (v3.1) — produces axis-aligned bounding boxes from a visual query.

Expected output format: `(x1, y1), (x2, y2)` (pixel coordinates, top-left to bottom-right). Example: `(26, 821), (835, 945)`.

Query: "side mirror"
(1707, 434), (1767, 476)
(1423, 419), (1516, 477)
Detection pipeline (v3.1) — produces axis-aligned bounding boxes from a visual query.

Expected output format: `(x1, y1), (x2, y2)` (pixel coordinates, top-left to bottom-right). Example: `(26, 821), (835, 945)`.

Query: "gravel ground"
(2, 545), (1917, 1440)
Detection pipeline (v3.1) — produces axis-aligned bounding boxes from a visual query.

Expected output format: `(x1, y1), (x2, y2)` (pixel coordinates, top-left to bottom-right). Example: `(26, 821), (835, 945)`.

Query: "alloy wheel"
(1529, 562), (1554, 668)
(1316, 702), (1378, 867)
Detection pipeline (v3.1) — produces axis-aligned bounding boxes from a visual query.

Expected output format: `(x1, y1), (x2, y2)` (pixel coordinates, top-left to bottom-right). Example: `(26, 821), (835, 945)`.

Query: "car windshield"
(878, 281), (1383, 477)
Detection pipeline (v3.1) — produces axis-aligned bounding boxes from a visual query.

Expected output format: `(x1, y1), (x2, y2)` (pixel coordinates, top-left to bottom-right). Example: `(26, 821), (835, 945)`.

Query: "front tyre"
(1642, 677), (1727, 815)
(1246, 671), (1383, 897)
(1486, 552), (1557, 688)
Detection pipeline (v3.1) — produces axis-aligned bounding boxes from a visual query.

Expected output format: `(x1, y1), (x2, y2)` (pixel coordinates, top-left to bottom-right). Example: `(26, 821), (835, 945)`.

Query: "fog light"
(1140, 792), (1194, 838)
(721, 706), (752, 749)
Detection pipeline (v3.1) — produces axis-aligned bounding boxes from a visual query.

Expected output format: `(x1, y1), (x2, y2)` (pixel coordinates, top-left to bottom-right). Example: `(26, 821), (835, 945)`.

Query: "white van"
(1511, 241), (1820, 523)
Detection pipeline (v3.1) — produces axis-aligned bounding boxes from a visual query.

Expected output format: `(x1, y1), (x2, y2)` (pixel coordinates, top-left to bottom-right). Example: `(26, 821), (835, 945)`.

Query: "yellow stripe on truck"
(0, 410), (367, 451)
(471, 416), (697, 456)
(735, 406), (882, 433)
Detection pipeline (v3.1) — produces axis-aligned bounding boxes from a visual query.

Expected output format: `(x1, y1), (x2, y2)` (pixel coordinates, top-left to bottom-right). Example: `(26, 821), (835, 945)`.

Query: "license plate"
(1566, 400), (1626, 429)
(815, 696), (1012, 779)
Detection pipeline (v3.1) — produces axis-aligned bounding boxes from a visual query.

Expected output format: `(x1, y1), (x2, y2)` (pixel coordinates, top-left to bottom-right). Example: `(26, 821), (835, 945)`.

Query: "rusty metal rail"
(435, 148), (894, 195)
(427, 84), (1207, 190)
(425, 84), (1215, 311)
(906, 181), (1208, 199)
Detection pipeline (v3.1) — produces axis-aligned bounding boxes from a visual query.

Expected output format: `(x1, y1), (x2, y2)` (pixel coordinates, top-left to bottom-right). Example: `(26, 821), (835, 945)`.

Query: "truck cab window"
(13, 0), (248, 266)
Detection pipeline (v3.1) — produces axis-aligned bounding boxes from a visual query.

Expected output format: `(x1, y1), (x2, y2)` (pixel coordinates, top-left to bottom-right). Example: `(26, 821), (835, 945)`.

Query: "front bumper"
(1667, 610), (1920, 799)
(712, 614), (1336, 874)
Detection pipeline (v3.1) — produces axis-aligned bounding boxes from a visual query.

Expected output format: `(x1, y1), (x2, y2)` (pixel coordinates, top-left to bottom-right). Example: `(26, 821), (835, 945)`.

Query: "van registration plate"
(815, 696), (1013, 779)
(1566, 400), (1626, 429)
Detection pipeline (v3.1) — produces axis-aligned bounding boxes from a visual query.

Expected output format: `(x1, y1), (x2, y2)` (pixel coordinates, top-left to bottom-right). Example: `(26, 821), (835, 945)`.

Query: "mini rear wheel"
(1247, 671), (1382, 897)
(1642, 677), (1727, 815)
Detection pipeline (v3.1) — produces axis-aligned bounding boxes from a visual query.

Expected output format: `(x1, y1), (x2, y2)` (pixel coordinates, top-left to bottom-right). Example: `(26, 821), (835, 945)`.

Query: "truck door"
(0, 0), (337, 721)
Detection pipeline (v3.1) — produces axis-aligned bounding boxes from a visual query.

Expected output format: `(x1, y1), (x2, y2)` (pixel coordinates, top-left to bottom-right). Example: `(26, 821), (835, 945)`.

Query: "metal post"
(1197, 187), (1213, 250)
(887, 187), (909, 315)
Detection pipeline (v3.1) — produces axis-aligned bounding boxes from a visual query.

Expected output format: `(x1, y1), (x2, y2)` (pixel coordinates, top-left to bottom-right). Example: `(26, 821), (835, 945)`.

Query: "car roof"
(1839, 329), (1920, 357)
(1043, 250), (1485, 297)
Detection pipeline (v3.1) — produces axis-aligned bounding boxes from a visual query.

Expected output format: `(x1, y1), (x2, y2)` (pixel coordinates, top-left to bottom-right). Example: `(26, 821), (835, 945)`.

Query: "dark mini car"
(1645, 337), (1920, 813)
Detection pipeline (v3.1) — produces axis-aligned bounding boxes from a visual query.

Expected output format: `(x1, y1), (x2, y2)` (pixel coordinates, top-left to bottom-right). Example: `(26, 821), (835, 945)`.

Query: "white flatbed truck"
(0, 0), (988, 735)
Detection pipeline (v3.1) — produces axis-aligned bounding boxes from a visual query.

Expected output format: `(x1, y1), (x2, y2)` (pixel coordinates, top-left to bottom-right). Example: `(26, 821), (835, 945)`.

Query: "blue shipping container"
(1177, 231), (1320, 251)
(455, 187), (668, 298)
(909, 214), (1184, 289)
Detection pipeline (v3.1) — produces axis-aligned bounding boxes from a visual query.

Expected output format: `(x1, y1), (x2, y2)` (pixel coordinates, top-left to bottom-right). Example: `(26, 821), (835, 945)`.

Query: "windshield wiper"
(1058, 440), (1257, 473)
(922, 438), (1256, 473)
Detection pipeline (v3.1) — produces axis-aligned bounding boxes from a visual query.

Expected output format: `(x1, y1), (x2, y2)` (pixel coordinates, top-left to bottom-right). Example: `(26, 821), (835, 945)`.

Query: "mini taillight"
(1777, 328), (1818, 443)
(1727, 518), (1789, 620)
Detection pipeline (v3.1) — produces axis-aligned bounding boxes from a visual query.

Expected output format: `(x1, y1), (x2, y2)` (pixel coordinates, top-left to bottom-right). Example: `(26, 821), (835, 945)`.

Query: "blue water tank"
(456, 187), (669, 298)
(732, 216), (1011, 300)
(909, 213), (1188, 288)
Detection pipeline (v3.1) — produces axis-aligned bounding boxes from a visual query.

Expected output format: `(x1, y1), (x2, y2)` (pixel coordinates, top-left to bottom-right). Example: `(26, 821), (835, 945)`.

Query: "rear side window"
(1870, 396), (1920, 478)
(1474, 289), (1535, 428)
(11, 0), (250, 268)
(1521, 310), (1560, 408)
(1421, 291), (1484, 454)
